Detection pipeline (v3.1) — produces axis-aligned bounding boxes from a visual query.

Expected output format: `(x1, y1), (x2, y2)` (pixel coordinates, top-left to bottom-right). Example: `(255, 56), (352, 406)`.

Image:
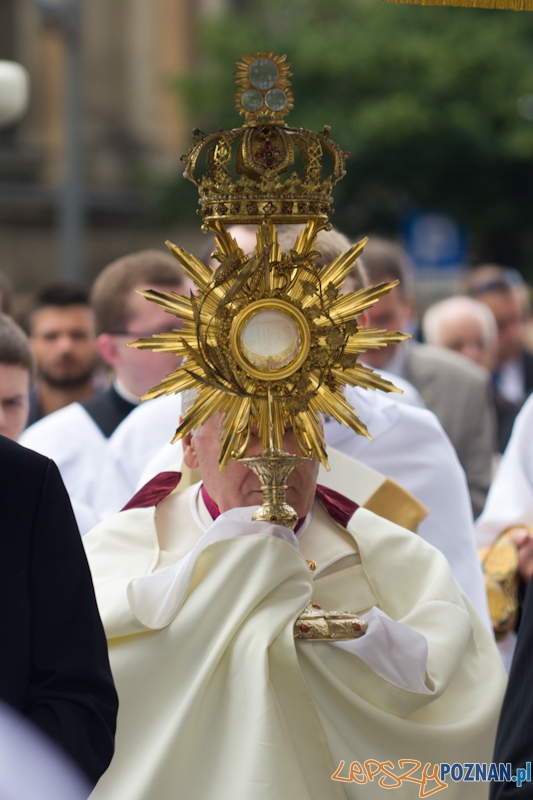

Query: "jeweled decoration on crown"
(184, 53), (347, 228)
(130, 53), (409, 533)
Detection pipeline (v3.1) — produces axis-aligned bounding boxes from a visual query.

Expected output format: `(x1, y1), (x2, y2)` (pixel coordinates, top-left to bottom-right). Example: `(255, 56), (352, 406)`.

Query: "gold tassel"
(382, 0), (533, 10)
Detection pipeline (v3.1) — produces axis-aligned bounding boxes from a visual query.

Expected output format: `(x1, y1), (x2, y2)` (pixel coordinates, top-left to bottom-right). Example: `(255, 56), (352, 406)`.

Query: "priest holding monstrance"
(84, 54), (506, 800)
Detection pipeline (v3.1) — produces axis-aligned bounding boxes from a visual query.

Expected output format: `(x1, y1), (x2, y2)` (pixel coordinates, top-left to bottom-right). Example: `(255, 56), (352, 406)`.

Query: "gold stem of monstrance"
(240, 387), (308, 530)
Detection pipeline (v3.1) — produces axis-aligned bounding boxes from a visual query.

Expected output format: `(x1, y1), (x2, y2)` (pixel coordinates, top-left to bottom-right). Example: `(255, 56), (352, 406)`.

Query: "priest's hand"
(507, 526), (533, 583)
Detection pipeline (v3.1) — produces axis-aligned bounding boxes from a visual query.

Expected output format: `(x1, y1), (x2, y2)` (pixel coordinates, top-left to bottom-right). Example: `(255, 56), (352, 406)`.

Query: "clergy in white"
(85, 412), (505, 800)
(477, 392), (533, 558)
(19, 402), (106, 535)
(20, 248), (193, 534)
(94, 392), (182, 522)
(98, 384), (490, 628)
(476, 393), (533, 667)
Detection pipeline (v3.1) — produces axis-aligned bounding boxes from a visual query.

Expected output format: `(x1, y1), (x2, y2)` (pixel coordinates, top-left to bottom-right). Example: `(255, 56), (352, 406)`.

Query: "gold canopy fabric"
(382, 0), (533, 10)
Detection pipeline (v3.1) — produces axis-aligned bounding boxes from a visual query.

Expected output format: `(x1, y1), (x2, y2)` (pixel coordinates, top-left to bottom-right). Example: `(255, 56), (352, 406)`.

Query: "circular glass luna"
(265, 88), (287, 112)
(240, 309), (301, 371)
(241, 89), (263, 112)
(248, 58), (279, 90)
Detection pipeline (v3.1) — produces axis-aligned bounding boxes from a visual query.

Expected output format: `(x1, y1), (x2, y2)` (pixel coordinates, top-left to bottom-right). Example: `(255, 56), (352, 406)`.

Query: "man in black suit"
(0, 434), (118, 786)
(491, 579), (533, 798)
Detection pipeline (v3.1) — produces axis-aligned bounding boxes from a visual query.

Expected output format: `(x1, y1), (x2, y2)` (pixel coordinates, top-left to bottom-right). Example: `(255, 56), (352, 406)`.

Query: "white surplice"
(476, 392), (533, 548)
(475, 393), (533, 670)
(325, 385), (489, 626)
(93, 394), (182, 521)
(19, 403), (105, 535)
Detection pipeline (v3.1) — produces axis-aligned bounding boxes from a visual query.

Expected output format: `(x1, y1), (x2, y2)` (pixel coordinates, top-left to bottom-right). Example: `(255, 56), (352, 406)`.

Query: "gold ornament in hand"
(480, 531), (520, 638)
(294, 601), (368, 640)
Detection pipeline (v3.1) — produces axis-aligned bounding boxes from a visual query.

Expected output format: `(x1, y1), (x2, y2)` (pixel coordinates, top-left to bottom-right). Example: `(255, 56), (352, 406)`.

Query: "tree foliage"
(173, 0), (533, 274)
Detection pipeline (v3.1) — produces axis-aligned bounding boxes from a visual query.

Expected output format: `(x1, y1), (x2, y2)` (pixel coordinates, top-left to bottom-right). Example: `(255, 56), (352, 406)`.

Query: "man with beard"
(27, 284), (98, 425)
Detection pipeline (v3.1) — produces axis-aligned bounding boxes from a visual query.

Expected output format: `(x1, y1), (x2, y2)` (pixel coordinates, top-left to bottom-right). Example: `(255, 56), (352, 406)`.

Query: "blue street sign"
(402, 212), (467, 270)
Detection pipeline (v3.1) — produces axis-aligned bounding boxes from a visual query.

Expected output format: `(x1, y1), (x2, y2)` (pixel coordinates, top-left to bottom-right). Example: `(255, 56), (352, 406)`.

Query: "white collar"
(113, 376), (141, 405)
(377, 341), (408, 378)
(190, 482), (312, 538)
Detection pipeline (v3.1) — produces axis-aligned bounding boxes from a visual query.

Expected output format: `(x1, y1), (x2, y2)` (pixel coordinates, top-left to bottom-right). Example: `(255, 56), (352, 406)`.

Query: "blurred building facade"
(0, 0), (226, 291)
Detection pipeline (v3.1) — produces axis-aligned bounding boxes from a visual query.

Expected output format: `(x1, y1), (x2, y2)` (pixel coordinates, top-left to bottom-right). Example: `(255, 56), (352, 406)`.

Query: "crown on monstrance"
(182, 53), (349, 227)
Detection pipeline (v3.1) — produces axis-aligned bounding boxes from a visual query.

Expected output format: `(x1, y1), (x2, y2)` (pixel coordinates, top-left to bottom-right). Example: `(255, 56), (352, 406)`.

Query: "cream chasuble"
(85, 483), (506, 800)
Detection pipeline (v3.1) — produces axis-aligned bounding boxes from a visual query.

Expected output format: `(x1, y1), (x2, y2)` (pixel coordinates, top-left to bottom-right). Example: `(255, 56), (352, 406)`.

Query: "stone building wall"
(0, 0), (223, 291)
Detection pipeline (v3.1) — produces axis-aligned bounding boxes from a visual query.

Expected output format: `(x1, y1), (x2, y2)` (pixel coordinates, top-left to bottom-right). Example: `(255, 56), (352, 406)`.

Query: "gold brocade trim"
(500, 524), (533, 541)
(479, 527), (526, 638)
(381, 0), (533, 10)
(363, 478), (429, 534)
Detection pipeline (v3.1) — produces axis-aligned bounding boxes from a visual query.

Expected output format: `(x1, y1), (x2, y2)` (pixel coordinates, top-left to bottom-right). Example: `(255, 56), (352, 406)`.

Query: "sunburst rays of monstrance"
(130, 53), (409, 531)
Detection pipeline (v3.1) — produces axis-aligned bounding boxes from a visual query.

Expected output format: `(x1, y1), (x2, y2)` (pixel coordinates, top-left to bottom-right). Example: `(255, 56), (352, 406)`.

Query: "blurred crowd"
(1, 233), (531, 516)
(2, 231), (533, 613)
(5, 230), (533, 604)
(3, 229), (533, 797)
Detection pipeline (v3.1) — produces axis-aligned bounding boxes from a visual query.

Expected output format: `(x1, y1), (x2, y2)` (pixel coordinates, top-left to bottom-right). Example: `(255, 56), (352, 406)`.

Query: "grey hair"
(180, 387), (324, 438)
(360, 237), (415, 298)
(276, 225), (368, 291)
(423, 296), (497, 348)
(181, 388), (199, 416)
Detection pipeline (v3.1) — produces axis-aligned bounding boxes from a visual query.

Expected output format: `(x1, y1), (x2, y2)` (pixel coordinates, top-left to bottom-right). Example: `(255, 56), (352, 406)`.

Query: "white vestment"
(121, 389), (489, 627)
(326, 385), (489, 624)
(476, 392), (533, 548)
(84, 483), (505, 800)
(19, 403), (105, 535)
(365, 366), (426, 408)
(93, 394), (182, 521)
(475, 394), (533, 670)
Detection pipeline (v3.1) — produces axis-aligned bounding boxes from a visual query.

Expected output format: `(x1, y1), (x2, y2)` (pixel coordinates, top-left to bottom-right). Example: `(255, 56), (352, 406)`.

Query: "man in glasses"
(21, 250), (192, 533)
(85, 250), (192, 436)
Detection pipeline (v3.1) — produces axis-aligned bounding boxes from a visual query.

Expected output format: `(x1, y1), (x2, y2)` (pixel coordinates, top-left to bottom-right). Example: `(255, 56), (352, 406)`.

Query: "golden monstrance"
(130, 54), (411, 639)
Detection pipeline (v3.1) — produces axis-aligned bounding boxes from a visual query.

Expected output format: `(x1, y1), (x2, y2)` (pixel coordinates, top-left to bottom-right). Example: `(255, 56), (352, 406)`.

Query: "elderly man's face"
(183, 413), (319, 518)
(438, 313), (496, 371)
